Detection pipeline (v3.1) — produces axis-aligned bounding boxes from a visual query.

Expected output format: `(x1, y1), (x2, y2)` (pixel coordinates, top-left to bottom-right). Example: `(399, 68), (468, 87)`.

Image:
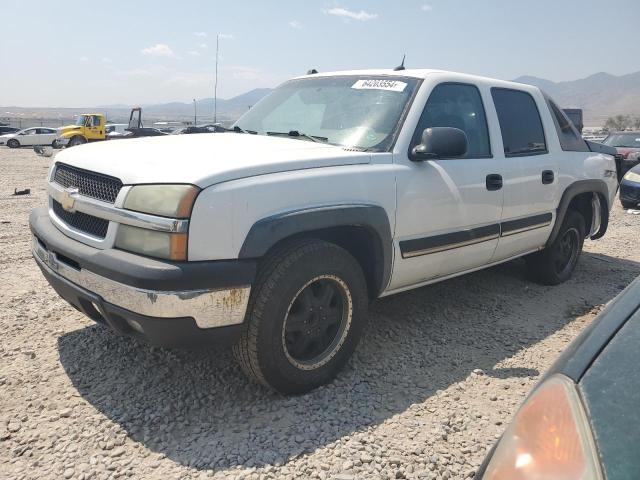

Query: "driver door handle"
(486, 174), (503, 191)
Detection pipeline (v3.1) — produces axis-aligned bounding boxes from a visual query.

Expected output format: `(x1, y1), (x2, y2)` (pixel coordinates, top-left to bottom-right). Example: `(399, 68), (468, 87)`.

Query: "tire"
(7, 139), (19, 148)
(526, 210), (585, 285)
(233, 239), (368, 394)
(68, 136), (86, 147)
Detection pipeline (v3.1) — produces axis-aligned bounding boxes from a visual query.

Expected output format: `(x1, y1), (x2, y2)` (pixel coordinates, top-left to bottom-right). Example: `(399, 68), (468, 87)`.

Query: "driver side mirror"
(411, 127), (468, 161)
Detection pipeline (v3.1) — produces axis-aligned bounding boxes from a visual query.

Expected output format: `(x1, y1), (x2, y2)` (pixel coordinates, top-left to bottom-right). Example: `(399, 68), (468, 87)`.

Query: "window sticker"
(351, 79), (407, 92)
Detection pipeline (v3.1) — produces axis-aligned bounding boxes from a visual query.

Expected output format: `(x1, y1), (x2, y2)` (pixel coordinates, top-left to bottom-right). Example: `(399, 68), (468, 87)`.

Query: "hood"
(54, 133), (371, 187)
(59, 125), (82, 136)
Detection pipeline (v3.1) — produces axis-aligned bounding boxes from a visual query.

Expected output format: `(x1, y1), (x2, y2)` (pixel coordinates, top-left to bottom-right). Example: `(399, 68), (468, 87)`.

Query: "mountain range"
(143, 70), (640, 126)
(513, 71), (640, 126)
(3, 71), (638, 127)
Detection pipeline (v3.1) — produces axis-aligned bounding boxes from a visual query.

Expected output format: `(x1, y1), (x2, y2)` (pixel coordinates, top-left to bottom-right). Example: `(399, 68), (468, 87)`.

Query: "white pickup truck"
(30, 69), (618, 393)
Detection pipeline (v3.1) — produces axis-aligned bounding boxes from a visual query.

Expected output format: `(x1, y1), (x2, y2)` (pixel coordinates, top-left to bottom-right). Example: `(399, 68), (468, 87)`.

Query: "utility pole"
(214, 33), (219, 124)
(193, 99), (197, 125)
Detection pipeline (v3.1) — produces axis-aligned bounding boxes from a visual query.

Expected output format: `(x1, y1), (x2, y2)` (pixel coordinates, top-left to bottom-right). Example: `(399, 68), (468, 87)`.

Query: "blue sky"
(1, 0), (638, 107)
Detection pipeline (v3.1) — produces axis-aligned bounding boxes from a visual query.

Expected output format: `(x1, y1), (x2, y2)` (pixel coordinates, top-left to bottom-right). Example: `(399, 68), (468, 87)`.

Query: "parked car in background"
(620, 164), (640, 209)
(0, 126), (20, 135)
(0, 127), (57, 148)
(479, 275), (640, 480)
(171, 125), (222, 135)
(602, 131), (640, 177)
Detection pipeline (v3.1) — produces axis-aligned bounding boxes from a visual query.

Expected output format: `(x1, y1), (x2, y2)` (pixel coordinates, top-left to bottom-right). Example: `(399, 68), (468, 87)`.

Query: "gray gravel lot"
(1, 147), (639, 480)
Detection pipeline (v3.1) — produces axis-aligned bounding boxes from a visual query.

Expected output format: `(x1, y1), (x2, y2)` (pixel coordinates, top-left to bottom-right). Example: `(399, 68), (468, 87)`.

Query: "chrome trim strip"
(32, 237), (249, 329)
(47, 182), (188, 233)
(402, 233), (499, 258)
(500, 221), (552, 237)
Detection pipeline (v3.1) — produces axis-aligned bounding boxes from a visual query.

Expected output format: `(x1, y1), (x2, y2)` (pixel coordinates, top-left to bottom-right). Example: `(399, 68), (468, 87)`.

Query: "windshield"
(75, 115), (88, 126)
(234, 75), (421, 151)
(603, 133), (640, 148)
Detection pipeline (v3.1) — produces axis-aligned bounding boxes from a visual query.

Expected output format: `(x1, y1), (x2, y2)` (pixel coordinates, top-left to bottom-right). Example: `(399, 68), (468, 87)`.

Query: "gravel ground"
(1, 147), (639, 480)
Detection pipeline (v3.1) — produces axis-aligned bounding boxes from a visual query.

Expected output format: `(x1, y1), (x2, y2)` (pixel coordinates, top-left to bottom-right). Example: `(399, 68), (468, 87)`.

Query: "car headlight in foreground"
(482, 374), (602, 480)
(623, 170), (640, 183)
(115, 184), (200, 261)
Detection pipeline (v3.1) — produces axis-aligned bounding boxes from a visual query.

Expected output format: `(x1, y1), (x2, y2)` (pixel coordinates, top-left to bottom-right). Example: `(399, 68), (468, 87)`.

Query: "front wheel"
(233, 239), (368, 394)
(526, 210), (585, 285)
(7, 139), (19, 148)
(68, 136), (86, 147)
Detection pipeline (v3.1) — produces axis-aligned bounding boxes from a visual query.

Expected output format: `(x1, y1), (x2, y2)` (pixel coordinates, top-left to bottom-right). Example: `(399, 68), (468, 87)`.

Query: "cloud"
(289, 20), (303, 29)
(101, 57), (112, 64)
(141, 43), (176, 58)
(79, 56), (89, 62)
(325, 7), (378, 21)
(218, 33), (234, 40)
(194, 32), (207, 38)
(198, 43), (207, 49)
(421, 4), (432, 11)
(188, 50), (200, 56)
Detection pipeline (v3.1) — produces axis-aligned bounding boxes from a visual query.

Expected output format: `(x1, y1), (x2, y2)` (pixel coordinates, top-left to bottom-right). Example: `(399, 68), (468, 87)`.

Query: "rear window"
(546, 97), (589, 152)
(603, 134), (640, 148)
(491, 88), (547, 157)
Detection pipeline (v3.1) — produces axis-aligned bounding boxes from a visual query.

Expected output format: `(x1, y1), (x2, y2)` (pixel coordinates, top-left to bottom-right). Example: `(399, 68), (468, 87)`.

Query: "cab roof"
(292, 68), (539, 92)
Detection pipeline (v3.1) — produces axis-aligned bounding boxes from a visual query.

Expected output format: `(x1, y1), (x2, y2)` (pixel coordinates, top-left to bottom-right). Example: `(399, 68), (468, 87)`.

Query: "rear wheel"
(7, 139), (19, 148)
(68, 136), (86, 147)
(526, 210), (585, 285)
(233, 239), (368, 394)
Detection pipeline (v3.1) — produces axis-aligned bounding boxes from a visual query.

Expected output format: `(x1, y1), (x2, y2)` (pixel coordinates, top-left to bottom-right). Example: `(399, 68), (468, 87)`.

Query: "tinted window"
(603, 133), (640, 148)
(491, 88), (547, 156)
(412, 83), (491, 158)
(546, 98), (588, 152)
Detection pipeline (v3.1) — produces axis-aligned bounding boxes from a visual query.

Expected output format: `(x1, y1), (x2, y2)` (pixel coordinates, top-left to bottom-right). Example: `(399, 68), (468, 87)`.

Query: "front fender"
(239, 204), (393, 295)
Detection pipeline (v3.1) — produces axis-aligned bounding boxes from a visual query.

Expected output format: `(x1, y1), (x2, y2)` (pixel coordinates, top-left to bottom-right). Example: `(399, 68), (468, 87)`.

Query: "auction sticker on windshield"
(351, 79), (407, 92)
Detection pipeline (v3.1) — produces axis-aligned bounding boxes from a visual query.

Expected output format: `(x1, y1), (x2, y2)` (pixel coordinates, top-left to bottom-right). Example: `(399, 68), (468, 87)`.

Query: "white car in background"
(106, 123), (129, 138)
(0, 127), (58, 148)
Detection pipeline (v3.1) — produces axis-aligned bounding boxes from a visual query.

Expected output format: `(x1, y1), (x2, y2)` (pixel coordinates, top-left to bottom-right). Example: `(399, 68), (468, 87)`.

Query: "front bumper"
(53, 137), (70, 148)
(30, 207), (256, 347)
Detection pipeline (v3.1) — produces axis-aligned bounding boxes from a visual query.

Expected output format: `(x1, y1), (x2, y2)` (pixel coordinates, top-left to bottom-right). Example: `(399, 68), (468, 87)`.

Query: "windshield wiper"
(266, 130), (328, 143)
(231, 125), (257, 134)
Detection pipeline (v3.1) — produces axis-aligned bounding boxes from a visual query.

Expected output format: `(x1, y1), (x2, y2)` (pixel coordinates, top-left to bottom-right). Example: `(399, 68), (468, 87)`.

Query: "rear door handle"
(542, 170), (554, 184)
(486, 174), (503, 191)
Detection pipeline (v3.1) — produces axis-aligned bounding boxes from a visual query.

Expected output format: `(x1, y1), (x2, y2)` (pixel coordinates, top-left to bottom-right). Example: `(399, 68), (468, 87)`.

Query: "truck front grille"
(52, 200), (109, 238)
(53, 163), (122, 204)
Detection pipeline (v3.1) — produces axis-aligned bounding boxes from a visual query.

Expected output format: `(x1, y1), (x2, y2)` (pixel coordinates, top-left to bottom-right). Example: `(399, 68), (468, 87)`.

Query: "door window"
(92, 116), (102, 127)
(545, 97), (588, 152)
(491, 88), (547, 157)
(411, 83), (491, 158)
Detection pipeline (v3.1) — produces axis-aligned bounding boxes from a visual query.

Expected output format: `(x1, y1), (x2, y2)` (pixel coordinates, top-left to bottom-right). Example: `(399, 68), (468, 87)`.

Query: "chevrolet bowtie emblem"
(60, 187), (79, 212)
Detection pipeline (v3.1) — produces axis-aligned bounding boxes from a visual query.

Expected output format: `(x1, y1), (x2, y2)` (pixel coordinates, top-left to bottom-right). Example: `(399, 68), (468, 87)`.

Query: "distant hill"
(513, 71), (640, 126)
(142, 88), (273, 119)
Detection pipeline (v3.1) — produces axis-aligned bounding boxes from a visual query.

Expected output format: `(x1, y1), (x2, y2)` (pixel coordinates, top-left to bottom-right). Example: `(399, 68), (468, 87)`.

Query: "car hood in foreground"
(53, 133), (371, 187)
(580, 308), (640, 479)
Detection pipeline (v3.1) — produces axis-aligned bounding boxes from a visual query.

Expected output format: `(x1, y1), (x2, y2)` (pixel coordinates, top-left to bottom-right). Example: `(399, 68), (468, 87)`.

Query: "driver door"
(389, 82), (504, 291)
(85, 115), (103, 140)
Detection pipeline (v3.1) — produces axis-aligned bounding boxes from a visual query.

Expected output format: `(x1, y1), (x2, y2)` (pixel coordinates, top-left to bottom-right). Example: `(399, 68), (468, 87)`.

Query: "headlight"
(115, 224), (187, 261)
(623, 170), (640, 183)
(482, 374), (602, 479)
(123, 184), (200, 218)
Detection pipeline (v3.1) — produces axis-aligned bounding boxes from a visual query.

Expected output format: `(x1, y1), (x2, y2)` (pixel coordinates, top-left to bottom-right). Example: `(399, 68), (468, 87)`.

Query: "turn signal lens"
(115, 224), (188, 261)
(483, 374), (602, 480)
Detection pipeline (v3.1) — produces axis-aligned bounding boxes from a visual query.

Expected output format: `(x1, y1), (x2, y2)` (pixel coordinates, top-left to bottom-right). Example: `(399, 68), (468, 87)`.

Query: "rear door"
(490, 87), (559, 261)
